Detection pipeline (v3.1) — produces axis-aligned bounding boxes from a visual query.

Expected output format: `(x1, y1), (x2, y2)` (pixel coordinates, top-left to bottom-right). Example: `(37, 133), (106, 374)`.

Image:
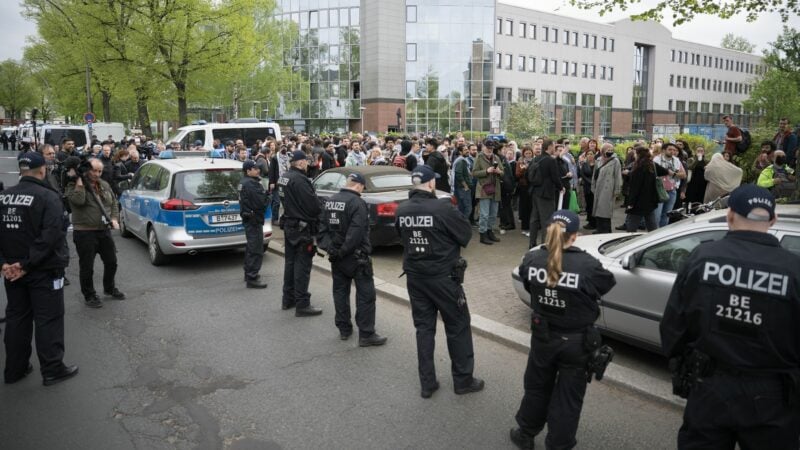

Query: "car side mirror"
(621, 253), (635, 270)
(118, 180), (131, 191)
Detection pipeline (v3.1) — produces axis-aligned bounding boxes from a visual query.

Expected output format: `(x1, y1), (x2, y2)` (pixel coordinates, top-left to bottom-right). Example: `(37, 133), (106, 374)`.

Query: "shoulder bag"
(654, 163), (669, 203)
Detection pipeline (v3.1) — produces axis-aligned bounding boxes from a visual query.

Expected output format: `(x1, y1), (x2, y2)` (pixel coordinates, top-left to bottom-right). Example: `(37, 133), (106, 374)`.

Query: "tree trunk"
(176, 81), (187, 126)
(101, 90), (112, 122)
(135, 87), (152, 138)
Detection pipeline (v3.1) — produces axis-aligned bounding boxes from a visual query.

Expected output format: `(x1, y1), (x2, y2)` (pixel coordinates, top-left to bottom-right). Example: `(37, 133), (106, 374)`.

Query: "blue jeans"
(455, 187), (472, 220)
(478, 198), (499, 233)
(653, 190), (677, 228)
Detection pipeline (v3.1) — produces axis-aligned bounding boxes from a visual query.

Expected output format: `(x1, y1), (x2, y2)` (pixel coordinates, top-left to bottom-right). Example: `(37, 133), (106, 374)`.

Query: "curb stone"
(267, 242), (685, 410)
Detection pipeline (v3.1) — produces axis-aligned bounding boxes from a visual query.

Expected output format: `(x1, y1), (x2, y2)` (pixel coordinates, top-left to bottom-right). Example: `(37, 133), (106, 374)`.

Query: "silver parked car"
(511, 205), (800, 353)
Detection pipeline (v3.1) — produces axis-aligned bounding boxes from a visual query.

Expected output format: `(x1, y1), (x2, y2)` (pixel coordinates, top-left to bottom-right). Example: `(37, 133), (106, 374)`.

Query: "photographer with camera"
(510, 210), (616, 450)
(66, 158), (125, 309)
(319, 173), (387, 347)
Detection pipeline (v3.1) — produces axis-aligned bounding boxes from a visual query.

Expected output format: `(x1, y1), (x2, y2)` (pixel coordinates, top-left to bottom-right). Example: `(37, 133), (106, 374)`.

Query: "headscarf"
(704, 153), (742, 193)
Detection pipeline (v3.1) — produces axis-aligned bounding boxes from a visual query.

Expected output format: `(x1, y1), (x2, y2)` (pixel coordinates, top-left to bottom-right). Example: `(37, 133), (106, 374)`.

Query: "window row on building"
(669, 74), (752, 95)
(670, 49), (764, 75)
(666, 99), (756, 127)
(495, 87), (613, 135)
(495, 17), (615, 52)
(495, 52), (615, 80)
(275, 7), (360, 30)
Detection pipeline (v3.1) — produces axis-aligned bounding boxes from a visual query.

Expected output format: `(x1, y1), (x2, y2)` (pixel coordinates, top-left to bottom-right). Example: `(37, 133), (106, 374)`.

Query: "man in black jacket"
(320, 173), (387, 346)
(278, 150), (323, 316)
(395, 165), (484, 399)
(528, 139), (564, 248)
(239, 160), (270, 288)
(1, 152), (78, 386)
(320, 141), (337, 171)
(422, 138), (450, 193)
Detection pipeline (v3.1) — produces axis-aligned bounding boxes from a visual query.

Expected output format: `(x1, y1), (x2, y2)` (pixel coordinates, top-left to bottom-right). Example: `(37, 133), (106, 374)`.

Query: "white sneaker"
(522, 231), (530, 237)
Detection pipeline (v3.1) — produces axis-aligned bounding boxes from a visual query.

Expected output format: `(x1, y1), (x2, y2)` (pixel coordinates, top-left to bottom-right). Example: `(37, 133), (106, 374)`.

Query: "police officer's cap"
(548, 209), (580, 233)
(18, 151), (45, 170)
(242, 160), (257, 171)
(411, 165), (440, 184)
(290, 150), (307, 162)
(728, 184), (775, 221)
(346, 172), (367, 186)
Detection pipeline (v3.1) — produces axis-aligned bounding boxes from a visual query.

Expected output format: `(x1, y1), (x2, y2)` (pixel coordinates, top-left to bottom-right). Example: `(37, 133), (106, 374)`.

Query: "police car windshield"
(173, 169), (241, 203)
(369, 174), (412, 190)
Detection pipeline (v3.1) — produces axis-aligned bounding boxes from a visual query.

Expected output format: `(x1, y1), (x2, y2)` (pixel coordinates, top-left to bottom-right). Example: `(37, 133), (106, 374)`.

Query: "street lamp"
(359, 106), (367, 134)
(412, 97), (420, 136)
(468, 106), (475, 138)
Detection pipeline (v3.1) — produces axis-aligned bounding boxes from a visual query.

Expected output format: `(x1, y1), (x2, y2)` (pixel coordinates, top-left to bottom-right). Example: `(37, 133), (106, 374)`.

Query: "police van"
(38, 124), (90, 150)
(118, 157), (272, 265)
(166, 122), (281, 150)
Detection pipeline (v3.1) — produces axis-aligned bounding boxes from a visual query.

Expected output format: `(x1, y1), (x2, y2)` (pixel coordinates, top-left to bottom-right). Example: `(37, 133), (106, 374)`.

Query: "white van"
(38, 124), (90, 150)
(166, 122), (281, 150)
(91, 122), (126, 142)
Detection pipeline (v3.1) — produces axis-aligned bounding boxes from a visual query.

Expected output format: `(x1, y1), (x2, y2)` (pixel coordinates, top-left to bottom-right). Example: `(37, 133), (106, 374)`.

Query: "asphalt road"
(0, 233), (681, 449)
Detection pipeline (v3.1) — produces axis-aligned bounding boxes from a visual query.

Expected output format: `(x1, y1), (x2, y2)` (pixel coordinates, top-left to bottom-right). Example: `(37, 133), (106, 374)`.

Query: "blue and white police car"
(118, 157), (272, 265)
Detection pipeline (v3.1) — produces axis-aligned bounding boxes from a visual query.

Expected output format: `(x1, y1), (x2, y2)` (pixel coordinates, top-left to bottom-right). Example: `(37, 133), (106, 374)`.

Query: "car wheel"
(119, 213), (132, 238)
(147, 226), (169, 266)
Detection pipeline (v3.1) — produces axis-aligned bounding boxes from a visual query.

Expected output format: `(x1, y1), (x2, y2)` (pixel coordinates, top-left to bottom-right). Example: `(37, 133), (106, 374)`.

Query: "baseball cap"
(290, 150), (307, 162)
(194, 140), (203, 147)
(18, 151), (46, 170)
(346, 172), (366, 185)
(411, 165), (440, 184)
(728, 184), (775, 221)
(242, 160), (257, 171)
(548, 210), (580, 233)
(225, 140), (235, 147)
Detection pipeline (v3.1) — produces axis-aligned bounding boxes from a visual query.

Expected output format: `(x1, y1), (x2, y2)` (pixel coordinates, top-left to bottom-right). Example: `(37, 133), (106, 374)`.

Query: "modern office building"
(271, 0), (764, 136)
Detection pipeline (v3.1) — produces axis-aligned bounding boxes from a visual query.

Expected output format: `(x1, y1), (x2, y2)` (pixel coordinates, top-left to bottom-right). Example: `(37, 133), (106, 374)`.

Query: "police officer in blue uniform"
(660, 184), (800, 449)
(278, 150), (323, 316)
(511, 210), (616, 450)
(1, 152), (79, 386)
(395, 165), (483, 398)
(239, 160), (269, 289)
(320, 172), (387, 346)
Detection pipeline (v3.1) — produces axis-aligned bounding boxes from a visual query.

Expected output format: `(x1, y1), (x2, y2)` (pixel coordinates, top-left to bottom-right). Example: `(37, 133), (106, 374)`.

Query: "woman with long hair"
(516, 146), (534, 237)
(625, 146), (673, 231)
(704, 152), (743, 202)
(590, 144), (622, 233)
(579, 151), (597, 230)
(511, 210), (616, 450)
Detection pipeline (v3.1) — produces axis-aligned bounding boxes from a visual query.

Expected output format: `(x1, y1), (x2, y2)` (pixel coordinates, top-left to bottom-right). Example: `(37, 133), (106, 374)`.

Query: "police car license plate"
(211, 214), (241, 224)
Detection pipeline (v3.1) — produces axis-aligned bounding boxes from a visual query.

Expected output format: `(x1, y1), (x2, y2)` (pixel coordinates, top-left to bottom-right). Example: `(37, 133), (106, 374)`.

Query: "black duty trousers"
(678, 372), (800, 450)
(282, 240), (313, 309)
(331, 260), (376, 337)
(499, 192), (516, 229)
(243, 221), (264, 281)
(73, 229), (117, 298)
(4, 271), (68, 381)
(530, 195), (557, 248)
(518, 187), (532, 231)
(406, 275), (474, 391)
(516, 332), (590, 450)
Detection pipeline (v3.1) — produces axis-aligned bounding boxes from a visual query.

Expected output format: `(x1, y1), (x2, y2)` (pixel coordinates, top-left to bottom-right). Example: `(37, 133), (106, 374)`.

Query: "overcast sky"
(1, 0), (798, 61)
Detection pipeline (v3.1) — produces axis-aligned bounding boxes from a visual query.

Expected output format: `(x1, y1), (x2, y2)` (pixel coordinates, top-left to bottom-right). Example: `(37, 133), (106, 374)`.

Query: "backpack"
(736, 127), (751, 154)
(392, 154), (407, 169)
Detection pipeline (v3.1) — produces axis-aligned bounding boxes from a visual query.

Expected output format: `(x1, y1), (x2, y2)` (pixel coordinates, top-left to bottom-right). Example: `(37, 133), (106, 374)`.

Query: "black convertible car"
(312, 166), (454, 247)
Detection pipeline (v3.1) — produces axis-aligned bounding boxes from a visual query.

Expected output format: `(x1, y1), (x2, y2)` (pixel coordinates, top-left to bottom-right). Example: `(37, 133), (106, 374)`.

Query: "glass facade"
(632, 44), (650, 132)
(581, 93), (595, 136)
(599, 95), (612, 136)
(561, 92), (576, 134)
(405, 0), (495, 133)
(273, 0), (361, 133)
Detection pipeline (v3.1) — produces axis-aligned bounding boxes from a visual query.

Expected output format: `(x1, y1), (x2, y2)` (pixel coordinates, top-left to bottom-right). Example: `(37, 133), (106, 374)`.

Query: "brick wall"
(361, 101), (405, 133)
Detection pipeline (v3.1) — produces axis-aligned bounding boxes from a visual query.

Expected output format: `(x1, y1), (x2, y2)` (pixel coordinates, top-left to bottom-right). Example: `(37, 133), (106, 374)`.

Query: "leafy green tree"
(0, 60), (36, 120)
(744, 27), (800, 127)
(763, 26), (800, 89)
(721, 33), (756, 53)
(505, 100), (550, 139)
(569, 0), (800, 26)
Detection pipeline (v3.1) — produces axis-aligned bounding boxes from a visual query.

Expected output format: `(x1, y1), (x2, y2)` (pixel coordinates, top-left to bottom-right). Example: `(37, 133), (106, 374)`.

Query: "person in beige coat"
(472, 140), (504, 245)
(591, 143), (623, 233)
